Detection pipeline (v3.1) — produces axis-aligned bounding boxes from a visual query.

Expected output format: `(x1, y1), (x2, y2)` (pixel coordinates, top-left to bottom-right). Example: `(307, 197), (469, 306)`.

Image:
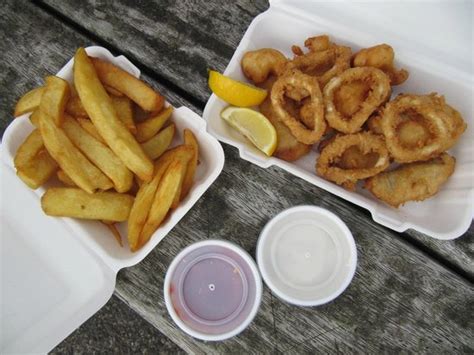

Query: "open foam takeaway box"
(1, 47), (224, 353)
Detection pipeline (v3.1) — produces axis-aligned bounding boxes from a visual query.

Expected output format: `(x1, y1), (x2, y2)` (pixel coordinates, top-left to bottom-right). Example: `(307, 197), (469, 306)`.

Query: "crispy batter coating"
(380, 93), (466, 163)
(365, 153), (455, 207)
(352, 44), (409, 85)
(241, 48), (287, 84)
(316, 132), (390, 190)
(285, 46), (352, 89)
(324, 67), (391, 133)
(258, 77), (311, 161)
(271, 69), (327, 144)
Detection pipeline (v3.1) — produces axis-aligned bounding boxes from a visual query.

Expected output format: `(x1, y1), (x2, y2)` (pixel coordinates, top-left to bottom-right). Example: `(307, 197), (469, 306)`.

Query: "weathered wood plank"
(116, 145), (474, 353)
(38, 0), (474, 276)
(1, 1), (473, 353)
(51, 295), (184, 354)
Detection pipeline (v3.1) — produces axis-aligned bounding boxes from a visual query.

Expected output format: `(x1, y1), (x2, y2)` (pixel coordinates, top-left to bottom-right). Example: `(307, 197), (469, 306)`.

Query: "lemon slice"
(208, 70), (267, 107)
(221, 106), (277, 156)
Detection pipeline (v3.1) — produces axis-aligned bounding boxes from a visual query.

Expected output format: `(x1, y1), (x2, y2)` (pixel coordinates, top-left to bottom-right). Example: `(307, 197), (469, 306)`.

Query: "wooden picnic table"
(1, 0), (473, 353)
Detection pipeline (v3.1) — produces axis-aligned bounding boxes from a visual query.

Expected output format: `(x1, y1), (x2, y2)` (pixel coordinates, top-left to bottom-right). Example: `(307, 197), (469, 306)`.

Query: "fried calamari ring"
(316, 132), (390, 190)
(258, 76), (311, 161)
(352, 44), (408, 85)
(241, 49), (287, 84)
(380, 94), (466, 163)
(324, 67), (391, 134)
(285, 46), (352, 89)
(271, 69), (326, 144)
(365, 153), (455, 207)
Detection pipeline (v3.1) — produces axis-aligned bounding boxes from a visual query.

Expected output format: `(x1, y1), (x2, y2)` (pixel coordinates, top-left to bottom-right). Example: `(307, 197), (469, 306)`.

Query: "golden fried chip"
(62, 115), (133, 192)
(14, 87), (44, 117)
(91, 57), (164, 112)
(141, 124), (175, 160)
(14, 129), (57, 189)
(137, 160), (184, 250)
(74, 48), (153, 181)
(135, 106), (173, 143)
(41, 188), (134, 221)
(180, 129), (199, 200)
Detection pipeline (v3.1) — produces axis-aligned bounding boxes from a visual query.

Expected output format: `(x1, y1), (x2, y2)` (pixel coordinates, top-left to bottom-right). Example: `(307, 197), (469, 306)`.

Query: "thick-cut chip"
(62, 116), (133, 192)
(90, 57), (164, 112)
(66, 96), (88, 118)
(127, 145), (193, 251)
(104, 85), (124, 97)
(141, 124), (175, 160)
(39, 76), (70, 126)
(30, 110), (40, 127)
(76, 118), (106, 144)
(138, 160), (184, 250)
(57, 170), (77, 187)
(74, 48), (154, 181)
(41, 188), (134, 221)
(39, 111), (113, 193)
(180, 129), (199, 200)
(14, 129), (57, 189)
(135, 106), (173, 142)
(111, 96), (136, 134)
(14, 87), (44, 117)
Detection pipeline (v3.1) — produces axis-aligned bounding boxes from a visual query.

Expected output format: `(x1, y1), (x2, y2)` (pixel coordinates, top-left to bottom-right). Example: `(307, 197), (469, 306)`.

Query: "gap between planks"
(31, 0), (474, 285)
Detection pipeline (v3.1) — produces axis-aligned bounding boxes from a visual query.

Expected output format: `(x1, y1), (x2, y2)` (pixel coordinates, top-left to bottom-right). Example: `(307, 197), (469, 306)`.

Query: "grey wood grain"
(1, 0), (473, 353)
(116, 145), (474, 353)
(51, 295), (184, 354)
(38, 0), (474, 277)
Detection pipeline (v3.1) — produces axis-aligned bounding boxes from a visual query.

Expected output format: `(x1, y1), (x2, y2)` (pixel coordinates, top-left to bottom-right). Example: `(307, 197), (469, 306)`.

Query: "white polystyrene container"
(257, 206), (357, 306)
(0, 46), (224, 353)
(203, 0), (474, 240)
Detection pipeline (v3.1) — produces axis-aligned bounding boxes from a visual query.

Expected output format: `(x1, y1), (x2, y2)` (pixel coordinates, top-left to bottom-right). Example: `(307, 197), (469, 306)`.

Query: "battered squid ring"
(380, 94), (467, 163)
(285, 46), (352, 88)
(241, 48), (288, 84)
(271, 69), (326, 144)
(324, 67), (391, 134)
(316, 132), (390, 190)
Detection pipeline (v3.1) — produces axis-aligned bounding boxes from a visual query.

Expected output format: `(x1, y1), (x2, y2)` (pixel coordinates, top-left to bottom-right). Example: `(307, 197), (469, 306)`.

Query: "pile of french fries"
(13, 47), (199, 252)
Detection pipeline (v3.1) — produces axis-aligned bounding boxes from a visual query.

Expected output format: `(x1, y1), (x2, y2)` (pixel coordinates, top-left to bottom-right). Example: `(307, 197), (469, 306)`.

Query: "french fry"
(180, 129), (199, 200)
(62, 115), (133, 193)
(39, 76), (70, 126)
(127, 145), (193, 251)
(14, 87), (44, 117)
(135, 106), (173, 142)
(141, 124), (175, 160)
(111, 96), (136, 134)
(74, 48), (153, 181)
(30, 109), (40, 127)
(41, 188), (134, 221)
(103, 222), (123, 247)
(90, 57), (164, 112)
(39, 111), (113, 193)
(14, 129), (57, 189)
(65, 96), (88, 118)
(104, 84), (123, 97)
(57, 170), (77, 187)
(76, 118), (106, 144)
(138, 160), (185, 249)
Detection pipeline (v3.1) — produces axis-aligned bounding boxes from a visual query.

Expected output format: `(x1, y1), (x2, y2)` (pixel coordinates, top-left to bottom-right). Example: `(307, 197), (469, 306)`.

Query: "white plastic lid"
(164, 240), (262, 341)
(257, 206), (357, 306)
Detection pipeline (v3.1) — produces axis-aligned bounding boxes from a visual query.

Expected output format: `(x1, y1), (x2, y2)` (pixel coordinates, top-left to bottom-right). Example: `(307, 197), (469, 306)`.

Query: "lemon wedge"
(208, 70), (267, 107)
(221, 106), (277, 156)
